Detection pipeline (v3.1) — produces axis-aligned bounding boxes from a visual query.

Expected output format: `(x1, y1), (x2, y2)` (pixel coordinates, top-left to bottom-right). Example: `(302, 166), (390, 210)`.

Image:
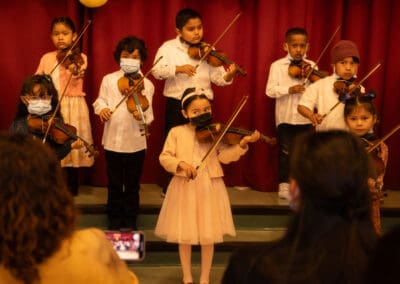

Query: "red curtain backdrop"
(1, 0), (399, 191)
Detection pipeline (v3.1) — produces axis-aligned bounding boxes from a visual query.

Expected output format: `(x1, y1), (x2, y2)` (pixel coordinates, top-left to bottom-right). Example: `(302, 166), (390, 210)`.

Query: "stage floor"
(75, 184), (400, 212)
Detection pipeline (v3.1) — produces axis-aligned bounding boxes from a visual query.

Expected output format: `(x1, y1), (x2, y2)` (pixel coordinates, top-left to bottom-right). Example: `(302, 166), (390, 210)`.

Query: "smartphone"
(105, 230), (145, 261)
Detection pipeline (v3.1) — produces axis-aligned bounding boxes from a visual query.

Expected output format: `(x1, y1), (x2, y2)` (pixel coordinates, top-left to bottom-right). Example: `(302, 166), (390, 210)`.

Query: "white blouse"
(93, 69), (154, 153)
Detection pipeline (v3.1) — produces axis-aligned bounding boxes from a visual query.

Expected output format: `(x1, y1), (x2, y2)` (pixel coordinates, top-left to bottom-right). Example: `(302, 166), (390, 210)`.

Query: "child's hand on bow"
(177, 161), (197, 179)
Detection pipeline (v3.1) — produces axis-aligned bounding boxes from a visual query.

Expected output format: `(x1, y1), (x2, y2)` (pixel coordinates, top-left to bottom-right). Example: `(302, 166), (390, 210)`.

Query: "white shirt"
(266, 56), (315, 126)
(298, 75), (349, 131)
(151, 36), (232, 100)
(93, 70), (154, 153)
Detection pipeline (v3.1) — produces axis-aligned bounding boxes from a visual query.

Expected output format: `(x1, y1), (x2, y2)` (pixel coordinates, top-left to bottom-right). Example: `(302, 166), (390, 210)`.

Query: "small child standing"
(155, 87), (259, 284)
(266, 27), (314, 199)
(151, 8), (238, 196)
(35, 17), (94, 196)
(93, 36), (154, 231)
(298, 40), (361, 131)
(344, 94), (388, 235)
(10, 74), (83, 160)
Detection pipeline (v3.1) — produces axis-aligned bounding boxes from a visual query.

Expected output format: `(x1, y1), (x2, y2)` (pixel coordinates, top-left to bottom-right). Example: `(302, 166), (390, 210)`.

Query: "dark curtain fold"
(0, 0), (399, 191)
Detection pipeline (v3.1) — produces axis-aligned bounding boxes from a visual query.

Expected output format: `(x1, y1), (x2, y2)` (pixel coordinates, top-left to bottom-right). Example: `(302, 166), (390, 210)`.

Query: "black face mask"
(190, 112), (212, 128)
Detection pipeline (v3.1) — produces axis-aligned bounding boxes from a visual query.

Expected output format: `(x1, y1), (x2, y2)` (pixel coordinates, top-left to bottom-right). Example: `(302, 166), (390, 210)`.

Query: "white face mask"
(27, 99), (52, 115)
(120, 58), (141, 74)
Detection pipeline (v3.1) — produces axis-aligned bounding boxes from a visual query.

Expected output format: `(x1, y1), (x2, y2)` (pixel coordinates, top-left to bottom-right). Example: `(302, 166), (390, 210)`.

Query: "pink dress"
(36, 51), (94, 167)
(155, 124), (248, 245)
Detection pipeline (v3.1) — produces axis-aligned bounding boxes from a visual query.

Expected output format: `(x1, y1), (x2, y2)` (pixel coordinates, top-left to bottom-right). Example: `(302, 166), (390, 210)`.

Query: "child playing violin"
(10, 74), (83, 160)
(344, 94), (388, 235)
(298, 40), (361, 131)
(151, 8), (238, 196)
(93, 36), (154, 231)
(266, 27), (315, 200)
(35, 17), (94, 196)
(155, 87), (259, 284)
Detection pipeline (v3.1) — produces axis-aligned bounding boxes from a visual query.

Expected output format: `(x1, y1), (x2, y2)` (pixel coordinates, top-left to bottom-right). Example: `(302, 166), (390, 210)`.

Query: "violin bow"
(322, 62), (382, 119)
(50, 20), (92, 75)
(367, 124), (400, 153)
(195, 95), (248, 172)
(195, 11), (242, 68)
(110, 56), (163, 114)
(42, 73), (73, 143)
(303, 25), (340, 85)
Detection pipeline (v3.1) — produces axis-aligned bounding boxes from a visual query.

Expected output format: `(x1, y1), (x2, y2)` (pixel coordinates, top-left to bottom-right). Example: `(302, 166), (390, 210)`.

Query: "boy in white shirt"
(266, 27), (314, 200)
(151, 8), (237, 196)
(93, 36), (154, 231)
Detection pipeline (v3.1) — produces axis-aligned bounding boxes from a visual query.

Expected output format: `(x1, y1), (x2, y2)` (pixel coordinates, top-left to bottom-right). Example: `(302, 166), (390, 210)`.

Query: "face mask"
(120, 58), (141, 74)
(190, 112), (212, 128)
(27, 99), (52, 116)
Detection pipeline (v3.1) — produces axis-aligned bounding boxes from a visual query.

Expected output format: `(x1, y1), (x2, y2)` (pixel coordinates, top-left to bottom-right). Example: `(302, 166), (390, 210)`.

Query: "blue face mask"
(120, 58), (141, 74)
(27, 99), (52, 115)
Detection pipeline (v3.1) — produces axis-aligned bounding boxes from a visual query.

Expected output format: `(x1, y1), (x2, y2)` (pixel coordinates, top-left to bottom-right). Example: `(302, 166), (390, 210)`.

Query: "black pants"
(162, 98), (188, 193)
(105, 149), (146, 230)
(63, 167), (79, 196)
(277, 123), (312, 183)
(165, 97), (187, 137)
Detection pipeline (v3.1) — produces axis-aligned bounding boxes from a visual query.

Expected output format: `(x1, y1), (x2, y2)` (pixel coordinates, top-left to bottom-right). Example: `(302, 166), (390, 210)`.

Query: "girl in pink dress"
(155, 87), (259, 284)
(36, 17), (94, 195)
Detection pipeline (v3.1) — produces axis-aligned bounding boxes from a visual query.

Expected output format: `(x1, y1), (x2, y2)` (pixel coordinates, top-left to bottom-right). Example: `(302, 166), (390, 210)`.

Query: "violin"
(362, 138), (386, 177)
(288, 60), (328, 82)
(117, 74), (149, 114)
(333, 79), (362, 101)
(117, 73), (150, 138)
(196, 123), (276, 146)
(27, 115), (99, 157)
(56, 46), (85, 76)
(188, 42), (247, 76)
(364, 124), (400, 175)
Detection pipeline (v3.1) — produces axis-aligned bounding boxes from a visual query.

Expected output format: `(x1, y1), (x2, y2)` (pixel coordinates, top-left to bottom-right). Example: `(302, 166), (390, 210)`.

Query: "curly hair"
(113, 36), (148, 64)
(0, 133), (78, 284)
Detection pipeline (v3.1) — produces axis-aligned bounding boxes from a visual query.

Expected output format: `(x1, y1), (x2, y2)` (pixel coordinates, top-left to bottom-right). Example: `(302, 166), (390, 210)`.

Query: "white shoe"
(278, 183), (290, 200)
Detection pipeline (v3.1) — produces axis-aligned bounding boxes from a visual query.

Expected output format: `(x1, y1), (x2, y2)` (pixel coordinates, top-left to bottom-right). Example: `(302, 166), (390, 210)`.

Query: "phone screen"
(105, 231), (145, 261)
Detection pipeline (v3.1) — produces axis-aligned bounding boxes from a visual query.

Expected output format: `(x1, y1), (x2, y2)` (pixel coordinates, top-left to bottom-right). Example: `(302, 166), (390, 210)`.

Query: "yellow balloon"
(79, 0), (108, 8)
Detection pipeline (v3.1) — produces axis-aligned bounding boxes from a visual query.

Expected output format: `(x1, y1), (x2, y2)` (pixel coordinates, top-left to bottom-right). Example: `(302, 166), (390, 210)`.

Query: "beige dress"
(36, 51), (94, 167)
(155, 124), (248, 245)
(0, 228), (138, 284)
